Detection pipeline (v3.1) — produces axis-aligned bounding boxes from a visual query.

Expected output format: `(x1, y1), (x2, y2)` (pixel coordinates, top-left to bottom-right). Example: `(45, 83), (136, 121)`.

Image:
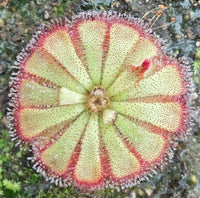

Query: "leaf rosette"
(8, 12), (194, 191)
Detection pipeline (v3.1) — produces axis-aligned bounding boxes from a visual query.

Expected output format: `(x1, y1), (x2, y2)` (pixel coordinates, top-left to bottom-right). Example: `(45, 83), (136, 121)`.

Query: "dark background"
(0, 0), (200, 197)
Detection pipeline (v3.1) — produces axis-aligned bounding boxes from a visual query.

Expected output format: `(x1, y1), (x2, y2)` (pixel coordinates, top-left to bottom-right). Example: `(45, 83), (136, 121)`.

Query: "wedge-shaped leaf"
(112, 65), (183, 101)
(79, 21), (107, 85)
(75, 114), (102, 183)
(100, 119), (140, 178)
(110, 102), (182, 131)
(101, 24), (139, 89)
(106, 70), (138, 97)
(115, 114), (165, 162)
(123, 38), (157, 66)
(25, 48), (87, 94)
(43, 30), (93, 91)
(41, 112), (89, 174)
(19, 79), (58, 107)
(19, 104), (85, 138)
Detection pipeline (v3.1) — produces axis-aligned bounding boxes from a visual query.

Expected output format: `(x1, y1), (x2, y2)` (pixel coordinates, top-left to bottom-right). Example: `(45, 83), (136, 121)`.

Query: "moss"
(2, 179), (21, 193)
(194, 47), (200, 74)
(54, 1), (68, 16)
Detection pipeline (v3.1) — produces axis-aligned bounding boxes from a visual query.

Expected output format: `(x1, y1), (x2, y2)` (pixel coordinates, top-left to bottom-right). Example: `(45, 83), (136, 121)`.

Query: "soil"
(0, 0), (200, 197)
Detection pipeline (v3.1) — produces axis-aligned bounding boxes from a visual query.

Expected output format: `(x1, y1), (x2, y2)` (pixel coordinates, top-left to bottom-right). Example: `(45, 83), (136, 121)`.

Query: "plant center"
(86, 86), (110, 114)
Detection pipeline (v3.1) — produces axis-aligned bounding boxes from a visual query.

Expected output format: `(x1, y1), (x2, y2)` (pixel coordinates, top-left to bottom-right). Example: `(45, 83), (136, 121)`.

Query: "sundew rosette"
(8, 12), (194, 191)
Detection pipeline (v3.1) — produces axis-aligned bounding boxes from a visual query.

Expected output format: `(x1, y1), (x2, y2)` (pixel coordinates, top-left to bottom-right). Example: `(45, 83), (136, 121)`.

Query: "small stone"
(18, 21), (23, 26)
(186, 27), (196, 39)
(174, 34), (182, 39)
(99, 5), (105, 11)
(35, 0), (42, 5)
(145, 188), (153, 196)
(0, 18), (4, 27)
(0, 0), (8, 8)
(187, 175), (197, 186)
(192, 92), (198, 100)
(196, 41), (200, 47)
(0, 64), (6, 74)
(12, 34), (21, 42)
(1, 116), (8, 127)
(132, 6), (139, 12)
(112, 1), (120, 8)
(44, 11), (50, 20)
(137, 189), (145, 196)
(184, 14), (190, 21)
(24, 29), (28, 34)
(130, 191), (136, 198)
(0, 32), (6, 40)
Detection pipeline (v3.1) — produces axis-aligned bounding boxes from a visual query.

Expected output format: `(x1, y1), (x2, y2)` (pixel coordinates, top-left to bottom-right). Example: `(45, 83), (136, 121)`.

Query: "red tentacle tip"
(131, 59), (151, 81)
(141, 59), (151, 73)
